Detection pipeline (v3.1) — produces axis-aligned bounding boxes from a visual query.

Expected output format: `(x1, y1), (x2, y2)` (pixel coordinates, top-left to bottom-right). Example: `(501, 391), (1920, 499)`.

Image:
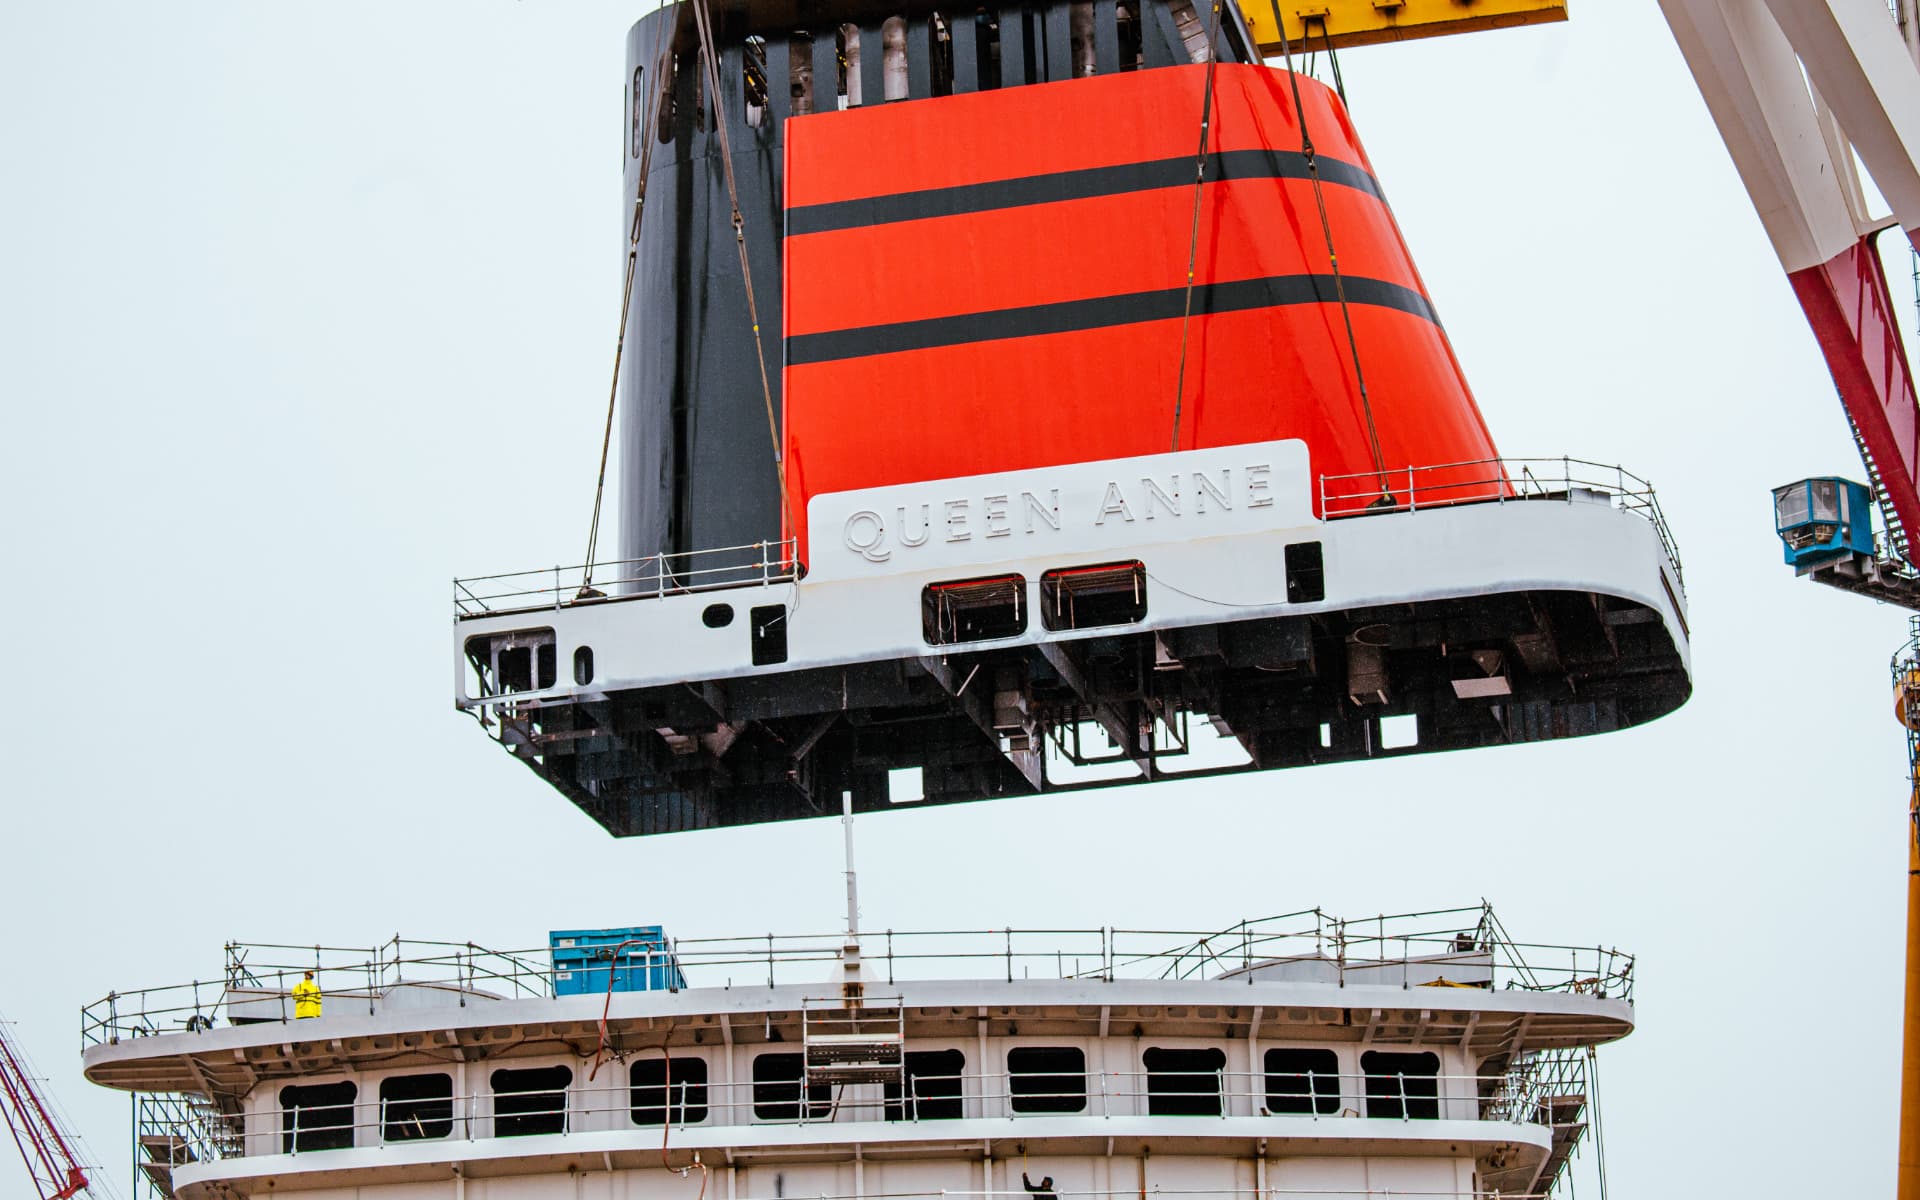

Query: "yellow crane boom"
(1240, 0), (1567, 54)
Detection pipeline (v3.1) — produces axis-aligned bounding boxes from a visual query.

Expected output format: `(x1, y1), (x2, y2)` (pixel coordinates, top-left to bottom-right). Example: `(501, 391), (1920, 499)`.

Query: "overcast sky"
(3, 3), (1917, 1197)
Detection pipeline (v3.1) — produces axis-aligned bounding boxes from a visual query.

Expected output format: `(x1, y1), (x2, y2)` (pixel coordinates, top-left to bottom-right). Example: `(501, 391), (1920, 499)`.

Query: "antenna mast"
(842, 790), (860, 943)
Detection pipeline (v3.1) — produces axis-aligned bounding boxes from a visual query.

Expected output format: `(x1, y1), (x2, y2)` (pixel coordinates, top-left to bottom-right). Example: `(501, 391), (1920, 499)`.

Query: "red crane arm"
(1662, 0), (1920, 554)
(1792, 235), (1920, 549)
(0, 1022), (90, 1200)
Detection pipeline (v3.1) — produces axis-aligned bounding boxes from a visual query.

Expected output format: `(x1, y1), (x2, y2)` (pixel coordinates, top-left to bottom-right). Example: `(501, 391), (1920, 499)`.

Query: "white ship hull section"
(455, 442), (1689, 700)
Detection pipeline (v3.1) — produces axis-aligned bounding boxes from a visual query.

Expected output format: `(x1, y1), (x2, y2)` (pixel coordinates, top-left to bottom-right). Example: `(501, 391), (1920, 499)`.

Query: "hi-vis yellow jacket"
(292, 977), (322, 1019)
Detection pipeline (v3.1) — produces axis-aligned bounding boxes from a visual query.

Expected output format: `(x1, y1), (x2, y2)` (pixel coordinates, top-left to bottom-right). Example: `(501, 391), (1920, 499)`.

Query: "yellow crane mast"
(1894, 630), (1920, 1198)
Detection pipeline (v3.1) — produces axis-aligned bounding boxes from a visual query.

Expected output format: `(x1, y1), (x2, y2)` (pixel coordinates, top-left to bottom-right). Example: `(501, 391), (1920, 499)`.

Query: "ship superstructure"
(69, 4), (1684, 1199)
(52, 0), (1920, 1196)
(87, 907), (1625, 1200)
(452, 0), (1691, 836)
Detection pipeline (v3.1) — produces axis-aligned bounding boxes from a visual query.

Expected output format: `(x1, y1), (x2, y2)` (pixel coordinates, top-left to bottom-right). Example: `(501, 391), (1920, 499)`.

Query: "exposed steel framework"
(0, 1014), (92, 1200)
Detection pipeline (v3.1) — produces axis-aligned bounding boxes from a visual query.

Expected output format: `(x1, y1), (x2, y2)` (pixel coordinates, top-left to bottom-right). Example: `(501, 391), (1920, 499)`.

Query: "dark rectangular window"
(1040, 561), (1147, 631)
(280, 1081), (356, 1153)
(751, 604), (789, 665)
(632, 1055), (709, 1126)
(1009, 1046), (1086, 1113)
(1144, 1047), (1225, 1116)
(923, 574), (1026, 644)
(1264, 1048), (1339, 1116)
(1285, 541), (1324, 603)
(492, 1065), (571, 1136)
(752, 1053), (831, 1121)
(885, 1049), (966, 1121)
(1361, 1051), (1439, 1120)
(380, 1072), (453, 1142)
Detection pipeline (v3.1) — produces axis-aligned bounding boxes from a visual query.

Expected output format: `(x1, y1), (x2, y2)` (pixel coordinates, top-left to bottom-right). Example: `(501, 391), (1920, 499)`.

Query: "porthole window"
(703, 603), (735, 628)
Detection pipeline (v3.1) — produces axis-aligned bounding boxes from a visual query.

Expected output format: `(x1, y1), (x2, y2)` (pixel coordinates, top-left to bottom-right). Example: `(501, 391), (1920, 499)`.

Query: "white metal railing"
(140, 1064), (1587, 1168)
(1318, 456), (1683, 585)
(664, 1192), (1548, 1199)
(457, 459), (1681, 619)
(80, 906), (1632, 1047)
(454, 540), (800, 618)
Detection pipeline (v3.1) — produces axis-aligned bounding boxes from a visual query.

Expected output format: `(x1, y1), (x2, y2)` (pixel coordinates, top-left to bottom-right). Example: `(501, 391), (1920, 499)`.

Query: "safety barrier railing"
(454, 539), (800, 618)
(1151, 906), (1632, 1001)
(530, 1192), (1548, 1199)
(1318, 456), (1683, 585)
(79, 906), (1631, 1047)
(154, 1065), (1586, 1165)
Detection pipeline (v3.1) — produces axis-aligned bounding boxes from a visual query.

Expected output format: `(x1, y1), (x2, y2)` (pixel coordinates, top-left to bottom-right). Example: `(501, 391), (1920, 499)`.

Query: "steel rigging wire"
(1265, 0), (1394, 505)
(582, 14), (672, 593)
(688, 0), (788, 517)
(583, 1), (789, 591)
(1169, 0), (1225, 453)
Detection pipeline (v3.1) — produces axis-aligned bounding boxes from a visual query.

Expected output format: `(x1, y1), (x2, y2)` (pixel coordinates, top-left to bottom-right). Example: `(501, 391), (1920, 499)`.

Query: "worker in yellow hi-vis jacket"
(292, 971), (322, 1019)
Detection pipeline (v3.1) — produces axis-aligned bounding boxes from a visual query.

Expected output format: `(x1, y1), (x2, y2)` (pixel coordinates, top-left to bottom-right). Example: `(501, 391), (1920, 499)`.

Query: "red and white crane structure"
(1651, 2), (1920, 1195)
(1661, 0), (1920, 584)
(0, 1012), (100, 1200)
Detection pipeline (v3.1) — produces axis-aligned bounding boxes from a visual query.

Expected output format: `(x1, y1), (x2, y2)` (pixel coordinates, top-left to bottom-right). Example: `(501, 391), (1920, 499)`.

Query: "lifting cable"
(1169, 0), (1225, 452)
(688, 0), (789, 517)
(1267, 0), (1394, 505)
(582, 16), (673, 592)
(1307, 15), (1346, 106)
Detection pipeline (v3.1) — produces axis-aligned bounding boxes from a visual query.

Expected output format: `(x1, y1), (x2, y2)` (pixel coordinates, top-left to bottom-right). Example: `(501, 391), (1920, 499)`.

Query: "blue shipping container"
(549, 926), (686, 995)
